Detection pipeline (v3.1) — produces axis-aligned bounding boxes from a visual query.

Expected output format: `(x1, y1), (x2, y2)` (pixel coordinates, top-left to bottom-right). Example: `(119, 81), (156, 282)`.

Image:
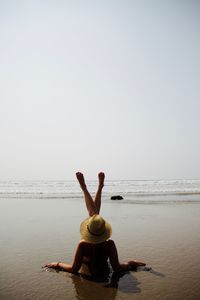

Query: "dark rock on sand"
(110, 195), (124, 200)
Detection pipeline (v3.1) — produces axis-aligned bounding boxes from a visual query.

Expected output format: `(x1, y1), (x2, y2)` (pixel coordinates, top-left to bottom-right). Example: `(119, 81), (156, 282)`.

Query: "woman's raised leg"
(76, 172), (97, 216)
(94, 172), (105, 214)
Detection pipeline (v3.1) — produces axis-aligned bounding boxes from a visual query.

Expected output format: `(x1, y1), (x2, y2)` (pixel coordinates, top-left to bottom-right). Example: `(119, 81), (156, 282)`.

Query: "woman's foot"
(76, 172), (87, 191)
(98, 172), (105, 188)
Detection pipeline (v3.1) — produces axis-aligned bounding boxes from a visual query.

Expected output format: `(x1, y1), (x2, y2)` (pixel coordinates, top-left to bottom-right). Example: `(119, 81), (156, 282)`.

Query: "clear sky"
(0, 0), (200, 180)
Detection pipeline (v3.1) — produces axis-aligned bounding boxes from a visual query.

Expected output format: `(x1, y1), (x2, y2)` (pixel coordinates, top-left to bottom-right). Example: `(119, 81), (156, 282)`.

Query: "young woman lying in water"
(44, 172), (145, 277)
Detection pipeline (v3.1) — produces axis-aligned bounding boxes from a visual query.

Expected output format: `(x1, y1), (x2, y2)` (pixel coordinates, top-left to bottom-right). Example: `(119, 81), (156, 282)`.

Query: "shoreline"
(0, 197), (200, 299)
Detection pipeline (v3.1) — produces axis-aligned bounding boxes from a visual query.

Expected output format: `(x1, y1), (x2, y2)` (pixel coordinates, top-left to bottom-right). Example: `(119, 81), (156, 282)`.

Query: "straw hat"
(80, 214), (112, 244)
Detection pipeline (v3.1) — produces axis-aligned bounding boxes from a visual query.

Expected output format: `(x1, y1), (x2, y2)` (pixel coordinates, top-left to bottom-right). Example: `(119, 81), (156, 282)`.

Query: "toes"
(76, 172), (84, 180)
(98, 172), (105, 184)
(98, 172), (105, 178)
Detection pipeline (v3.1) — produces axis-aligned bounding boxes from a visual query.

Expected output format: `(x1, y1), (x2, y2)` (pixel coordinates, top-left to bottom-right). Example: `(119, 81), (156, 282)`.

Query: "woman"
(44, 172), (145, 277)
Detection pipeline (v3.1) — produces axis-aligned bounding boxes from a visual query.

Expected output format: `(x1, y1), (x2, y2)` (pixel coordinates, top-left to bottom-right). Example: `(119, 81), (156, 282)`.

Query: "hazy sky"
(1, 0), (200, 180)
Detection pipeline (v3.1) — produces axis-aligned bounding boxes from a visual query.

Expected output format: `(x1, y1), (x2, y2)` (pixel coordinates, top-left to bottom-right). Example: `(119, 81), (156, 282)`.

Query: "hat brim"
(80, 217), (112, 244)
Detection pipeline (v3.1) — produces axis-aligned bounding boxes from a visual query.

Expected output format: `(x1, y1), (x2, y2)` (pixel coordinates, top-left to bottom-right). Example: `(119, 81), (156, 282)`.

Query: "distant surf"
(0, 179), (200, 203)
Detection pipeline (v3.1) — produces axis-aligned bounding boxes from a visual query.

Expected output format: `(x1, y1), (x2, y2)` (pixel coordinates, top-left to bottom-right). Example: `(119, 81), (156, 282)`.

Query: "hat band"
(87, 225), (106, 237)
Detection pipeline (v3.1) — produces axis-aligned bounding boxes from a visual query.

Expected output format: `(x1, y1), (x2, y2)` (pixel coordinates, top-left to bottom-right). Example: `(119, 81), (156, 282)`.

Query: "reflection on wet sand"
(45, 266), (164, 299)
(70, 271), (141, 300)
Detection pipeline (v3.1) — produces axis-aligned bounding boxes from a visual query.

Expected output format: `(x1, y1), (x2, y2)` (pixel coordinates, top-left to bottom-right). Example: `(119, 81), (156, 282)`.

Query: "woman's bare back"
(81, 240), (111, 277)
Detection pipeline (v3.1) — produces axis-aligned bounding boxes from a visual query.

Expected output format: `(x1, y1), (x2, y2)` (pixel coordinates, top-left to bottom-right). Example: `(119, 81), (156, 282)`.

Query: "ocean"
(0, 179), (200, 203)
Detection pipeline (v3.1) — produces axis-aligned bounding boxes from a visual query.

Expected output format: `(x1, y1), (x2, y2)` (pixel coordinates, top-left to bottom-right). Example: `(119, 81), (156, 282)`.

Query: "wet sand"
(0, 197), (200, 300)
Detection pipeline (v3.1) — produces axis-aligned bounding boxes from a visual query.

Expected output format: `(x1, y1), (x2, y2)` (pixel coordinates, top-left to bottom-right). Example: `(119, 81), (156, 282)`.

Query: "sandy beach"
(1, 0), (200, 298)
(0, 196), (200, 300)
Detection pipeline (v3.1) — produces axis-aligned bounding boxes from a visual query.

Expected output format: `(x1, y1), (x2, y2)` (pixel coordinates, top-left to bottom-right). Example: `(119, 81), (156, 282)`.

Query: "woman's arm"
(108, 240), (130, 272)
(44, 241), (85, 274)
(108, 240), (146, 272)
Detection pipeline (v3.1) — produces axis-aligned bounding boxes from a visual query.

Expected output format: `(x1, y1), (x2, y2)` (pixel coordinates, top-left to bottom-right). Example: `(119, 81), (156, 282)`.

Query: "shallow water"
(0, 197), (200, 299)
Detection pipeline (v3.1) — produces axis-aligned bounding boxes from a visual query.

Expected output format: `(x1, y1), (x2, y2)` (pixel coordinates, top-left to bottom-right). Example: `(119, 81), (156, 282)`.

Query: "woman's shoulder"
(99, 239), (115, 250)
(106, 239), (115, 246)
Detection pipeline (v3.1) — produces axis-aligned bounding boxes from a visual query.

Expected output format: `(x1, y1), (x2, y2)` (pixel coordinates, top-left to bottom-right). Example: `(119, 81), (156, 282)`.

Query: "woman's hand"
(128, 260), (146, 270)
(42, 262), (61, 269)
